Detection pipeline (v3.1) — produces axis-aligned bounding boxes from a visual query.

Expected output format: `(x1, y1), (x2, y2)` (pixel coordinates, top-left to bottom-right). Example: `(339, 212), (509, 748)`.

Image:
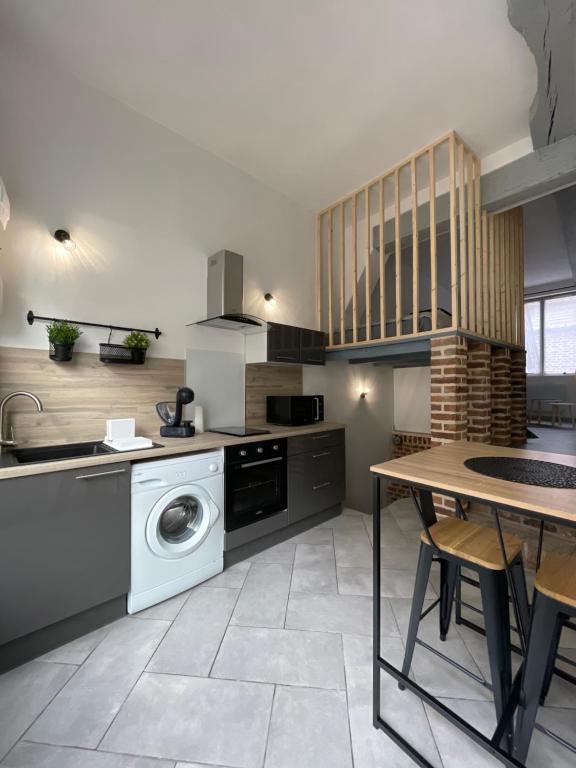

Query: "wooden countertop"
(0, 422), (344, 481)
(371, 441), (576, 524)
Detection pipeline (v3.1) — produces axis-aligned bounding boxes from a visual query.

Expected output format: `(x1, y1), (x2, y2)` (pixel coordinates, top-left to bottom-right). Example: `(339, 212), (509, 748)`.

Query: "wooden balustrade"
(316, 130), (524, 350)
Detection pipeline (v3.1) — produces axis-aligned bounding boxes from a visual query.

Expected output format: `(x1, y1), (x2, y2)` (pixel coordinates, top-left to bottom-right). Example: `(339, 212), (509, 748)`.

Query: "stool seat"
(422, 518), (523, 570)
(535, 552), (576, 608)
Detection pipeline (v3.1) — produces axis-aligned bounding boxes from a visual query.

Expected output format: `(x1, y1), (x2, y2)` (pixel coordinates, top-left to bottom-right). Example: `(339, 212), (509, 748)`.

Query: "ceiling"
(0, 0), (537, 211)
(523, 190), (576, 292)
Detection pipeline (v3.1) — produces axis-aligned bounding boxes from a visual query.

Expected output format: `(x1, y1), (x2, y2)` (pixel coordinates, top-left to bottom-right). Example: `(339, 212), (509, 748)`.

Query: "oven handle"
(240, 456), (285, 469)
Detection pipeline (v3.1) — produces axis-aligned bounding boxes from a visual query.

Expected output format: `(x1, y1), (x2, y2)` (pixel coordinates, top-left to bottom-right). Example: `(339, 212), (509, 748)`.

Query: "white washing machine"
(128, 450), (224, 614)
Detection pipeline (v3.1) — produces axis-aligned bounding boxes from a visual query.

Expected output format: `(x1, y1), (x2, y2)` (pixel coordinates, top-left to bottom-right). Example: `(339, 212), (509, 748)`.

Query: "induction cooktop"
(207, 426), (271, 437)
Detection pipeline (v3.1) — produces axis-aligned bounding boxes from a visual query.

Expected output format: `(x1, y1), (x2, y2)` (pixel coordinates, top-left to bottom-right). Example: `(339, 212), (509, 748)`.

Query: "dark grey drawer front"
(288, 443), (345, 524)
(288, 428), (344, 457)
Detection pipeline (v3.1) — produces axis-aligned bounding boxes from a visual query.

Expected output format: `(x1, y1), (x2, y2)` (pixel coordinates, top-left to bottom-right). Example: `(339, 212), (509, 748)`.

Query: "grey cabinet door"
(0, 463), (131, 645)
(288, 443), (345, 524)
(299, 328), (326, 365)
(267, 323), (300, 364)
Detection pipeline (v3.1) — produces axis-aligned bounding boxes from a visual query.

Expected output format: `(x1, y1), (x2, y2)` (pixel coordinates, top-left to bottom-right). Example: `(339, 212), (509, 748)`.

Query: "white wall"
(303, 361), (394, 514)
(0, 37), (315, 359)
(393, 367), (431, 433)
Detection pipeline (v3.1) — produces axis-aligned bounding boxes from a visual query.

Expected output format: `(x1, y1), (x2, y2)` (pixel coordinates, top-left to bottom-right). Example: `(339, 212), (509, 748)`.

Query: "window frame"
(524, 291), (576, 376)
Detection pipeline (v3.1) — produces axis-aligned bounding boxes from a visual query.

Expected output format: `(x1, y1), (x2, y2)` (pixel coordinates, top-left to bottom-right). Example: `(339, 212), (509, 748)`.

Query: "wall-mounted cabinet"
(246, 323), (326, 366)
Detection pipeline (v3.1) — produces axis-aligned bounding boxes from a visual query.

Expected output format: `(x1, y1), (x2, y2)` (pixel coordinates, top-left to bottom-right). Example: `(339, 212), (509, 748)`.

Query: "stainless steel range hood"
(192, 250), (267, 333)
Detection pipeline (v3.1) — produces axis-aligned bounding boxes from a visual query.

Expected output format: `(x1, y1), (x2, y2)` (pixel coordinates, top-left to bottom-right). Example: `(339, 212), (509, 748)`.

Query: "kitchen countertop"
(0, 422), (345, 481)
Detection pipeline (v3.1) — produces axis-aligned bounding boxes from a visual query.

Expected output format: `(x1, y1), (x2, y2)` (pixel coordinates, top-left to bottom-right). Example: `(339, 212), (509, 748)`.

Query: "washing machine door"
(146, 484), (219, 559)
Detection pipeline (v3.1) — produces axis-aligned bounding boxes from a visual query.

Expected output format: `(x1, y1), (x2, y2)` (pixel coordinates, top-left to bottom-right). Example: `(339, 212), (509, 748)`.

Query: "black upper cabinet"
(300, 328), (326, 365)
(267, 323), (325, 365)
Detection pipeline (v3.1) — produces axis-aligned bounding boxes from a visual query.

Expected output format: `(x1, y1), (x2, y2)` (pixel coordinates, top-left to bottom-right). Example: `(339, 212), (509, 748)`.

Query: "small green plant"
(46, 320), (82, 346)
(123, 330), (151, 349)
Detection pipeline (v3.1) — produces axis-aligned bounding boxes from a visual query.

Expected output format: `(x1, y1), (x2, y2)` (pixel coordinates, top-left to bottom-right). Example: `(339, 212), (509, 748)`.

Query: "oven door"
(225, 455), (287, 531)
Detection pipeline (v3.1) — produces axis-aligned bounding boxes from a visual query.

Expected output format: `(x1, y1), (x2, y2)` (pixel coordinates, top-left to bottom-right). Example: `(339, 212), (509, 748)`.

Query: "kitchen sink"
(10, 441), (117, 464)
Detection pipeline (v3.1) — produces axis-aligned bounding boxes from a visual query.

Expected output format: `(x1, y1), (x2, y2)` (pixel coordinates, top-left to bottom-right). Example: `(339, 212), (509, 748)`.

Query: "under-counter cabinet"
(288, 429), (345, 523)
(0, 463), (130, 662)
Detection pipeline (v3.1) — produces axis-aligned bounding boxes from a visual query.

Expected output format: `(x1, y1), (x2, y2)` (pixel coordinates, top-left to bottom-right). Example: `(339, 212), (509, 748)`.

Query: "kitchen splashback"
(245, 363), (303, 425)
(0, 347), (184, 446)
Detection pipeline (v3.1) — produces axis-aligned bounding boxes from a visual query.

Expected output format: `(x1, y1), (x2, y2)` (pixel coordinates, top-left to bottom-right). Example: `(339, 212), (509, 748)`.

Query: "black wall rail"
(27, 310), (162, 339)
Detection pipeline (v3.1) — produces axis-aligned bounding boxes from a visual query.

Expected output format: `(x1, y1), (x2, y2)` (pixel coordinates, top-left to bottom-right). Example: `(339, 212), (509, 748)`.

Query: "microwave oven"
(266, 395), (324, 426)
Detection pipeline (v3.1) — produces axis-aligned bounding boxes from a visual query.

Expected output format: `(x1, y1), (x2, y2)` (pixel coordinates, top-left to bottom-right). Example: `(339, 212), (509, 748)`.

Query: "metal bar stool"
(513, 551), (576, 762)
(401, 490), (530, 745)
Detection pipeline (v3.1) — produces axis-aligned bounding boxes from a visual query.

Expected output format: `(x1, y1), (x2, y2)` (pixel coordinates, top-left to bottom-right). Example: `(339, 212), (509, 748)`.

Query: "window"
(524, 294), (576, 375)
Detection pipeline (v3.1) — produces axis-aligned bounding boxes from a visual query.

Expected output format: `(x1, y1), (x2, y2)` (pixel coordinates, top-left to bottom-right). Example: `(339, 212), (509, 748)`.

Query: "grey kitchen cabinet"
(288, 429), (345, 524)
(0, 463), (131, 646)
(266, 323), (326, 366)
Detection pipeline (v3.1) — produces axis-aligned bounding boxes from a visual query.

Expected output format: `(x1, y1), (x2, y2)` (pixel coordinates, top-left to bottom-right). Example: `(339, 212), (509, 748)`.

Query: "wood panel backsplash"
(0, 347), (184, 446)
(245, 363), (303, 425)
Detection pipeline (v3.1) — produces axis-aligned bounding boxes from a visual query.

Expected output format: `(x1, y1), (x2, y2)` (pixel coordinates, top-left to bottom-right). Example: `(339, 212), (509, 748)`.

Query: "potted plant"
(46, 320), (82, 362)
(123, 330), (151, 364)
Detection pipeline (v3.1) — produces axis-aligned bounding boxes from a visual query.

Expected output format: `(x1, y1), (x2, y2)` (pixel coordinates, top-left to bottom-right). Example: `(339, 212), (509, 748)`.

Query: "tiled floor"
(1, 501), (575, 767)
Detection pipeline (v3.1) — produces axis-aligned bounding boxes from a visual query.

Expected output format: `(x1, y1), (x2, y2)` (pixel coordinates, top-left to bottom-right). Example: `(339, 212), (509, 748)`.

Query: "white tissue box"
(106, 418), (136, 441)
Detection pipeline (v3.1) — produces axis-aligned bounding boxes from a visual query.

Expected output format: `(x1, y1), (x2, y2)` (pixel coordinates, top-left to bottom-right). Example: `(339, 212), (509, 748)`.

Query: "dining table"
(370, 440), (576, 768)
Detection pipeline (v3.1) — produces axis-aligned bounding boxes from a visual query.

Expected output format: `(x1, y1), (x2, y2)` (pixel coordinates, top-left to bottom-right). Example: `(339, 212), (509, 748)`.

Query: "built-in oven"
(224, 439), (287, 532)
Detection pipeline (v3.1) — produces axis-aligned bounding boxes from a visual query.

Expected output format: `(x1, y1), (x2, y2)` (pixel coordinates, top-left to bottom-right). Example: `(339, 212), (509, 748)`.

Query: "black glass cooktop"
(207, 426), (271, 437)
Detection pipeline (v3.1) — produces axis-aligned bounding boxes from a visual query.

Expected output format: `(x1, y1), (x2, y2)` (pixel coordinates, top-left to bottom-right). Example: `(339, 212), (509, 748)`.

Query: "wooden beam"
(339, 202), (345, 345)
(458, 142), (467, 329)
(394, 168), (402, 336)
(474, 159), (482, 336)
(466, 152), (475, 333)
(379, 178), (385, 340)
(488, 213), (495, 339)
(365, 186), (371, 341)
(327, 208), (334, 346)
(481, 211), (489, 337)
(429, 147), (437, 331)
(352, 195), (358, 343)
(316, 214), (322, 331)
(411, 158), (419, 335)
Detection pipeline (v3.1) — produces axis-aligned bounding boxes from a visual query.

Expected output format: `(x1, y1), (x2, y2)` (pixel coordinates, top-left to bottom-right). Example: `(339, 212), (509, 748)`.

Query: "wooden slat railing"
(316, 130), (524, 350)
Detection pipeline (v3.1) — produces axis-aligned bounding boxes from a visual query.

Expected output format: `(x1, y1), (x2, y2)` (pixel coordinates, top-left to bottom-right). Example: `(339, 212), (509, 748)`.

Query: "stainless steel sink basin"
(10, 441), (117, 464)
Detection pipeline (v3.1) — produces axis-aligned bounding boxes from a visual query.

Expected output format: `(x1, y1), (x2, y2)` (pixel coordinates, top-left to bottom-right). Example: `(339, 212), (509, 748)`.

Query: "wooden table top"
(371, 441), (576, 524)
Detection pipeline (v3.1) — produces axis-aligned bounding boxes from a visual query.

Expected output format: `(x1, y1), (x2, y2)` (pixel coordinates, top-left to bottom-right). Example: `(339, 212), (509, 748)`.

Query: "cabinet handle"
(312, 451), (331, 459)
(311, 434), (329, 440)
(305, 357), (320, 363)
(313, 481), (331, 491)
(275, 355), (298, 362)
(75, 468), (127, 480)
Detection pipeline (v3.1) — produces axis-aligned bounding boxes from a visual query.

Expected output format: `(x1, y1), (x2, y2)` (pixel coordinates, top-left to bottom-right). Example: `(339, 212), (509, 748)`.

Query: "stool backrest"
(410, 487), (438, 548)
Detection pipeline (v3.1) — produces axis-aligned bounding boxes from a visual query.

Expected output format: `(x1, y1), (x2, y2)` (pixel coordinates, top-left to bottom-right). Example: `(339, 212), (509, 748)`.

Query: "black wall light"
(264, 292), (277, 305)
(53, 229), (76, 251)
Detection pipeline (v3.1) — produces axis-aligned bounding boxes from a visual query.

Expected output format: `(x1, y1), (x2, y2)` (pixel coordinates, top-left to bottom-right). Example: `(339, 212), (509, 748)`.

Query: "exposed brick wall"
(467, 341), (491, 443)
(387, 431), (431, 503)
(510, 350), (527, 445)
(491, 347), (512, 445)
(430, 335), (468, 445)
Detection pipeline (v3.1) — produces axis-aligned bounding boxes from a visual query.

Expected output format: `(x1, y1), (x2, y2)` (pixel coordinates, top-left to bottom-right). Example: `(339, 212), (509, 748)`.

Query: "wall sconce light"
(264, 292), (277, 306)
(53, 229), (76, 251)
(360, 390), (369, 399)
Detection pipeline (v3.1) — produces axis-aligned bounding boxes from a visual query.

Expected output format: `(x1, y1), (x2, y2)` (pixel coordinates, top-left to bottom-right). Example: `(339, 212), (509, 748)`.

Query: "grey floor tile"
(425, 699), (499, 768)
(337, 567), (373, 596)
(252, 543), (296, 564)
(204, 561), (251, 589)
(39, 625), (112, 665)
(316, 513), (367, 531)
(294, 543), (335, 563)
(129, 589), (191, 621)
(230, 564), (292, 629)
(343, 634), (442, 768)
(380, 569), (437, 599)
(0, 661), (76, 761)
(333, 530), (372, 568)
(26, 618), (170, 749)
(175, 764), (235, 768)
(291, 560), (338, 594)
(387, 498), (422, 532)
(100, 673), (273, 768)
(287, 528), (334, 545)
(265, 686), (352, 768)
(2, 742), (175, 767)
(212, 625), (345, 689)
(147, 587), (239, 677)
(286, 592), (398, 637)
(379, 544), (420, 570)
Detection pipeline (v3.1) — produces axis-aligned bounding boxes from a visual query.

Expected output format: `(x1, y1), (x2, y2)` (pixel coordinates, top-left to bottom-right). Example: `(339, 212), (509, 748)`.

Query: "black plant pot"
(49, 342), (74, 362)
(99, 343), (147, 364)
